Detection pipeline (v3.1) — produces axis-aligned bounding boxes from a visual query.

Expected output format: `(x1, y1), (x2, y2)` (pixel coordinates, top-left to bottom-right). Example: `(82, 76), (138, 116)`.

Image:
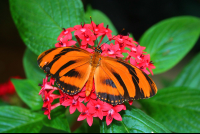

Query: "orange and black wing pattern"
(37, 47), (92, 95)
(94, 56), (157, 105)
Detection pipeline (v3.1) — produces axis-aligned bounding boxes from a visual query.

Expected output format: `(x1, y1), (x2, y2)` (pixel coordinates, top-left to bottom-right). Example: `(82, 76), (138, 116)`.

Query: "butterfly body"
(85, 49), (101, 96)
(37, 47), (157, 105)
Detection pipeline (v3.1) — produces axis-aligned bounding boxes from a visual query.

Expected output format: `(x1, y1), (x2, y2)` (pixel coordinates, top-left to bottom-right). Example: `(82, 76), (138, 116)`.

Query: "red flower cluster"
(0, 76), (21, 96)
(39, 21), (155, 126)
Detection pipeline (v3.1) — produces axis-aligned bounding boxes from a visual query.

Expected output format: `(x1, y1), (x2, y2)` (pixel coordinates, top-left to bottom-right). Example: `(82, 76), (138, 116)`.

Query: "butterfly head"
(95, 46), (102, 54)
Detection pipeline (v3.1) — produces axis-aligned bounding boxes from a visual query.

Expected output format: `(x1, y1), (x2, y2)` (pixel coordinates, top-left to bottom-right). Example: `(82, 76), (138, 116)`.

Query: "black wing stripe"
(129, 68), (144, 99)
(56, 79), (80, 95)
(106, 60), (150, 99)
(53, 60), (76, 78)
(141, 71), (156, 97)
(102, 79), (117, 88)
(37, 48), (57, 64)
(112, 72), (130, 100)
(63, 69), (81, 78)
(96, 66), (124, 105)
(104, 61), (137, 100)
(117, 60), (139, 83)
(42, 48), (80, 74)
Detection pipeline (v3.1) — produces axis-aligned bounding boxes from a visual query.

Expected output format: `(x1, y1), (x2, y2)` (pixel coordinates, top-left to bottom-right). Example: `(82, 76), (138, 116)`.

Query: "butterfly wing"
(37, 47), (92, 95)
(94, 66), (124, 105)
(94, 56), (157, 105)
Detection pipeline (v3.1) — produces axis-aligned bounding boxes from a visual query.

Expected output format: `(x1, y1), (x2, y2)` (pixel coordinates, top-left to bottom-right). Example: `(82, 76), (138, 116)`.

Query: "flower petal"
(113, 112), (122, 121)
(98, 111), (103, 120)
(77, 114), (87, 121)
(62, 99), (72, 107)
(77, 102), (86, 112)
(69, 105), (76, 114)
(106, 114), (113, 126)
(114, 105), (124, 112)
(87, 115), (93, 126)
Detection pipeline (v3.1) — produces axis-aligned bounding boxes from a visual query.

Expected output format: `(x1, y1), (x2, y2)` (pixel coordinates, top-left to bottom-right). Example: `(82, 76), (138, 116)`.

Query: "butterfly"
(37, 46), (157, 105)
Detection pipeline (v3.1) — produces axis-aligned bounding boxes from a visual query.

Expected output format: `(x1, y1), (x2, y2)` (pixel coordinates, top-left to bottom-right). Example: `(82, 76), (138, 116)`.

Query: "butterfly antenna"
(101, 28), (125, 47)
(90, 16), (99, 47)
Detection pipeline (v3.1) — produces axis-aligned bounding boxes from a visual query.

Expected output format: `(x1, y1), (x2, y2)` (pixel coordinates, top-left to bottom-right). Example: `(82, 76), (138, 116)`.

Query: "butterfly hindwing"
(94, 66), (124, 105)
(37, 47), (92, 95)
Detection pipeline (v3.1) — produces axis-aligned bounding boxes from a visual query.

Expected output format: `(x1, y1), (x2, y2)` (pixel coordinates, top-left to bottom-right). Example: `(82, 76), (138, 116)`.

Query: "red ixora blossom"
(104, 105), (124, 125)
(39, 20), (155, 126)
(0, 76), (21, 102)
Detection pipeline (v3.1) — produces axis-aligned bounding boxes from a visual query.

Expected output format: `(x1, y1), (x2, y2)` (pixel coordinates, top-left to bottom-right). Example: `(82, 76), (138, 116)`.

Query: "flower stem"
(98, 34), (105, 47)
(75, 35), (81, 47)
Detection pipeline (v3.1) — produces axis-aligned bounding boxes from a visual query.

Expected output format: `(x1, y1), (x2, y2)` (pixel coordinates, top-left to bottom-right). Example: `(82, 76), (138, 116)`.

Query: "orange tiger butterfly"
(37, 46), (157, 105)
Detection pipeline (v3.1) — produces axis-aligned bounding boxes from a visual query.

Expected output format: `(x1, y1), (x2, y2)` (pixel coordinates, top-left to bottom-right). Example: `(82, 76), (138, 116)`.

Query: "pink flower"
(139, 54), (156, 75)
(79, 34), (96, 46)
(113, 35), (133, 53)
(130, 58), (150, 75)
(85, 48), (94, 53)
(59, 89), (68, 104)
(62, 97), (85, 114)
(128, 100), (133, 105)
(42, 90), (60, 109)
(42, 103), (60, 119)
(128, 49), (146, 63)
(55, 39), (77, 47)
(104, 105), (124, 125)
(42, 90), (60, 119)
(104, 25), (112, 40)
(114, 35), (130, 45)
(77, 106), (93, 126)
(38, 75), (57, 98)
(57, 27), (74, 41)
(0, 76), (21, 96)
(87, 99), (109, 120)
(101, 43), (124, 58)
(74, 23), (93, 38)
(90, 21), (106, 37)
(0, 76), (21, 102)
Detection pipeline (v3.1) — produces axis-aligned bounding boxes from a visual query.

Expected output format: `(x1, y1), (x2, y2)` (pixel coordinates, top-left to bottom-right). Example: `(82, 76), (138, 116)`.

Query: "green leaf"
(171, 52), (200, 90)
(11, 79), (43, 110)
(88, 118), (100, 133)
(43, 107), (71, 133)
(0, 100), (8, 106)
(139, 87), (200, 133)
(0, 106), (44, 133)
(100, 104), (170, 133)
(23, 48), (46, 83)
(73, 121), (88, 133)
(9, 0), (85, 55)
(74, 119), (100, 133)
(43, 114), (70, 132)
(40, 126), (67, 133)
(139, 16), (200, 74)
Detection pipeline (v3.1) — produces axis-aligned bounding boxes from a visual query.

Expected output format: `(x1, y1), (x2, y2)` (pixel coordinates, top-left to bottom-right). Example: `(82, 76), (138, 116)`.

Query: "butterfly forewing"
(37, 47), (92, 95)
